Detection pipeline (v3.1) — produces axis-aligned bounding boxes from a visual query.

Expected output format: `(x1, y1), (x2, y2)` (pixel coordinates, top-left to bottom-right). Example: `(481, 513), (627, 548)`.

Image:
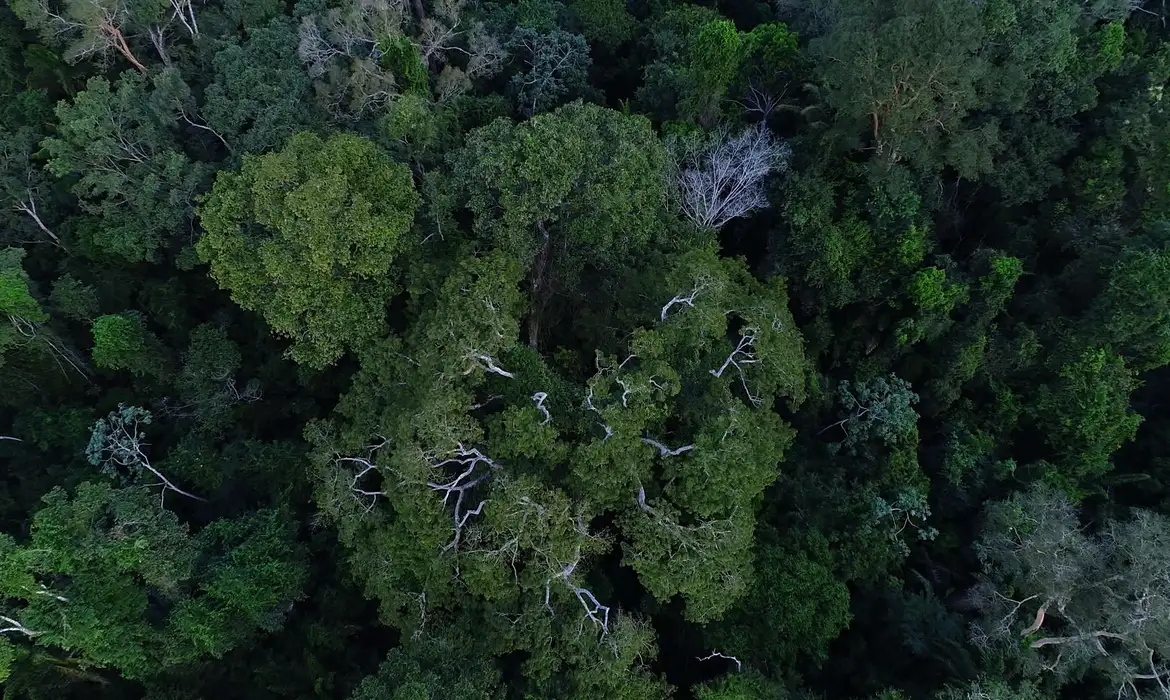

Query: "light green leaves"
(197, 131), (420, 368)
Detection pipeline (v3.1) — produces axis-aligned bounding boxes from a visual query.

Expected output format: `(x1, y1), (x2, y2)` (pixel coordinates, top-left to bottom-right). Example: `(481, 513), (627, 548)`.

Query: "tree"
(90, 314), (168, 377)
(507, 28), (591, 117)
(639, 7), (743, 126)
(0, 481), (306, 679)
(673, 123), (792, 230)
(0, 90), (64, 248)
(203, 18), (322, 157)
(446, 102), (674, 348)
(973, 485), (1170, 699)
(43, 71), (208, 262)
(197, 131), (420, 368)
(1031, 347), (1142, 490)
(810, 0), (989, 168)
(708, 530), (851, 672)
(822, 374), (919, 454)
(11, 0), (158, 72)
(86, 405), (204, 503)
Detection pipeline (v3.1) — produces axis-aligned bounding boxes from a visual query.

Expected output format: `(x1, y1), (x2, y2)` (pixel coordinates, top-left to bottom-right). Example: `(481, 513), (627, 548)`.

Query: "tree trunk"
(528, 225), (552, 351)
(104, 23), (148, 74)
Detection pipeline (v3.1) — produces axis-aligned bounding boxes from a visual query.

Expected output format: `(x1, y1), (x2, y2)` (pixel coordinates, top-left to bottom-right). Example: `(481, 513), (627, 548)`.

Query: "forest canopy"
(2, 0), (1170, 699)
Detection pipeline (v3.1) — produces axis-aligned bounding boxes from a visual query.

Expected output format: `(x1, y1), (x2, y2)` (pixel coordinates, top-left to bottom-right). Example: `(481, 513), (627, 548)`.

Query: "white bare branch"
(544, 517), (610, 635)
(426, 445), (500, 551)
(467, 352), (514, 378)
(697, 651), (742, 672)
(169, 0), (199, 36)
(13, 194), (65, 249)
(660, 279), (708, 321)
(642, 436), (695, 457)
(532, 391), (551, 424)
(710, 327), (763, 406)
(676, 123), (791, 230)
(0, 614), (40, 637)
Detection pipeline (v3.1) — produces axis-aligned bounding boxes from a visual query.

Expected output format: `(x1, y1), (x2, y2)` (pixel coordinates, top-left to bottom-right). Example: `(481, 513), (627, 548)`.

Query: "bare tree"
(674, 123), (791, 230)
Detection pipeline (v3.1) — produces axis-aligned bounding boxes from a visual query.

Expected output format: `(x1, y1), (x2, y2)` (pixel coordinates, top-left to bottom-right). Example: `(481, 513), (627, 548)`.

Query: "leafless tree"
(674, 123), (791, 230)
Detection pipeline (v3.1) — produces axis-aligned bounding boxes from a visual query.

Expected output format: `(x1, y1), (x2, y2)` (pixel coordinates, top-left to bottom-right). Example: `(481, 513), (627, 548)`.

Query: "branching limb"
(642, 436), (695, 457)
(426, 445), (500, 551)
(532, 391), (551, 424)
(710, 328), (762, 406)
(697, 651), (742, 672)
(13, 194), (65, 249)
(660, 280), (708, 321)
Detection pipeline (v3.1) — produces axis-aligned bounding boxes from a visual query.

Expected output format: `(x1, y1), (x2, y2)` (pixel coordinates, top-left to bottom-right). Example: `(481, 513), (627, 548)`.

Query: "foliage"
(197, 131), (420, 368)
(2, 1), (1170, 699)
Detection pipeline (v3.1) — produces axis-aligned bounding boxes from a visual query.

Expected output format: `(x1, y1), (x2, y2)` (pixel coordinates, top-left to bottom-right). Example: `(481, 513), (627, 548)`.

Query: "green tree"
(43, 71), (208, 262)
(90, 314), (167, 378)
(446, 102), (674, 349)
(197, 131), (420, 368)
(204, 19), (322, 157)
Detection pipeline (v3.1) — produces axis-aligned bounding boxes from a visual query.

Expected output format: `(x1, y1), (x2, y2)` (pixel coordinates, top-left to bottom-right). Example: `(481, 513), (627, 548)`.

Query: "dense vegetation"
(3, 0), (1170, 698)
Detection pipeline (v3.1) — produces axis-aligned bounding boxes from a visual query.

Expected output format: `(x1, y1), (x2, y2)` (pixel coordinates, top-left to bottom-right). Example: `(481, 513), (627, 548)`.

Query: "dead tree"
(675, 123), (791, 230)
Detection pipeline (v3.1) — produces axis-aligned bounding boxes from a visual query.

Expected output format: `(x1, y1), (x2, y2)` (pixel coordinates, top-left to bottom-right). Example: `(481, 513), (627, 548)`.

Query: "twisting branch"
(335, 439), (389, 513)
(584, 385), (614, 441)
(426, 445), (500, 551)
(710, 328), (762, 406)
(642, 436), (695, 457)
(660, 280), (708, 321)
(697, 651), (742, 672)
(466, 352), (515, 378)
(532, 391), (551, 424)
(545, 517), (610, 636)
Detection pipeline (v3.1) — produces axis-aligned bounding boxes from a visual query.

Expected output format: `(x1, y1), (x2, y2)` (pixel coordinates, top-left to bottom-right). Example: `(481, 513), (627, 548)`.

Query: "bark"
(103, 23), (148, 74)
(1031, 630), (1126, 649)
(527, 224), (553, 350)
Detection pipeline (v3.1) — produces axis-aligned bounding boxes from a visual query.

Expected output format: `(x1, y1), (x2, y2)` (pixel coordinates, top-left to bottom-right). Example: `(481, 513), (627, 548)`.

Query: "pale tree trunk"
(14, 195), (65, 249)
